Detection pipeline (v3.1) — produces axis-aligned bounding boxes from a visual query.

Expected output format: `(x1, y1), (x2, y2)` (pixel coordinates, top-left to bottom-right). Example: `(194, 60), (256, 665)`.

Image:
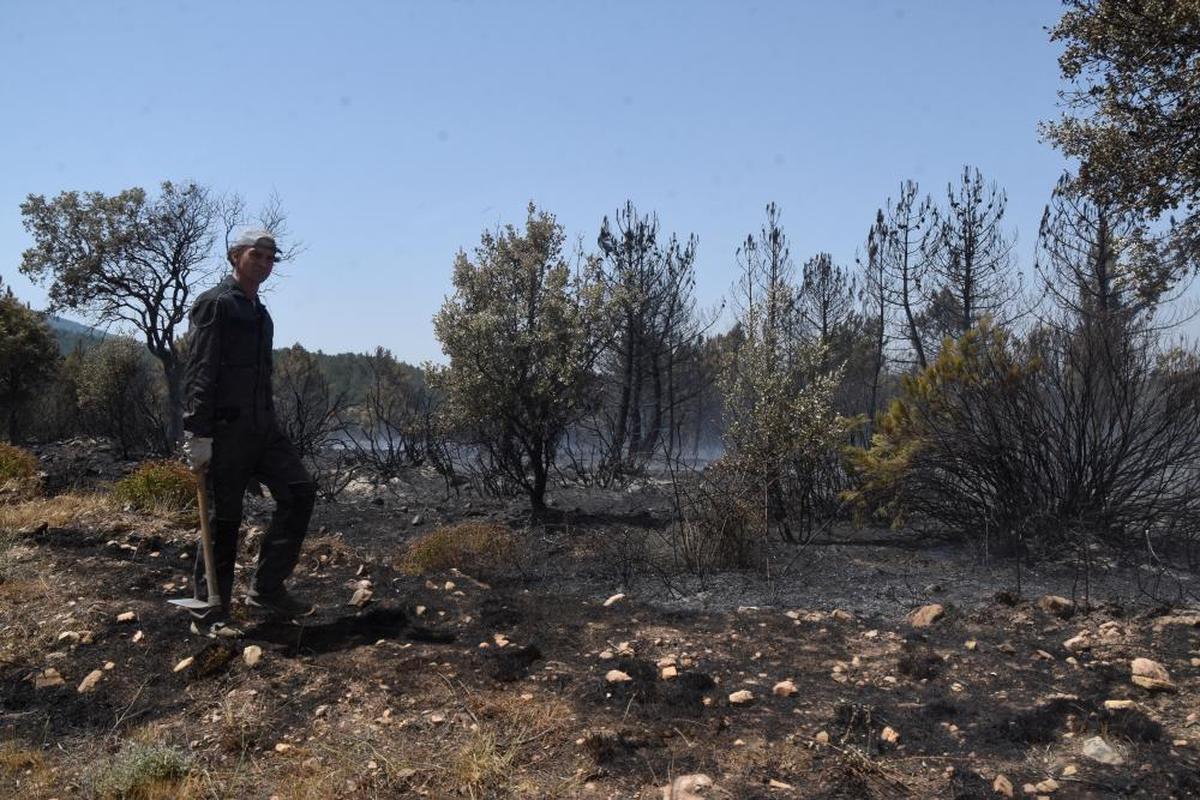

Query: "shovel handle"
(195, 465), (221, 609)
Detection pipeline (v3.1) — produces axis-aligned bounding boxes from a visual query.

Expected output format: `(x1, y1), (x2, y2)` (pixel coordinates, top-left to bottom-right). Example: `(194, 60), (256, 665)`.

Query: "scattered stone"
(103, 661), (114, 671)
(616, 641), (635, 657)
(880, 726), (900, 744)
(1035, 778), (1060, 793)
(1173, 739), (1190, 748)
(411, 515), (422, 527)
(768, 779), (795, 790)
(243, 645), (263, 668)
(132, 630), (144, 643)
(831, 608), (855, 623)
(57, 631), (80, 645)
(1061, 765), (1077, 777)
(274, 743), (292, 754)
(728, 689), (754, 705)
(657, 655), (677, 668)
(815, 731), (830, 744)
(603, 593), (626, 607)
(414, 605), (426, 616)
(661, 665), (678, 680)
(1130, 657), (1174, 691)
(173, 657), (195, 673)
(598, 649), (614, 660)
(1104, 699), (1137, 710)
(992, 774), (1014, 797)
(907, 603), (945, 627)
(998, 642), (1016, 655)
(1064, 632), (1091, 652)
(605, 670), (633, 684)
(444, 580), (456, 591)
(116, 611), (137, 623)
(660, 774), (714, 800)
(1037, 595), (1074, 618)
(773, 680), (798, 697)
(349, 587), (373, 608)
(34, 668), (65, 689)
(965, 640), (978, 651)
(1082, 736), (1124, 765)
(77, 669), (103, 693)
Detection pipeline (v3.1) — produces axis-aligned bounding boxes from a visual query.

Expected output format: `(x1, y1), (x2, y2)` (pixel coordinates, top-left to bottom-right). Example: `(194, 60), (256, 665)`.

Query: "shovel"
(169, 465), (221, 615)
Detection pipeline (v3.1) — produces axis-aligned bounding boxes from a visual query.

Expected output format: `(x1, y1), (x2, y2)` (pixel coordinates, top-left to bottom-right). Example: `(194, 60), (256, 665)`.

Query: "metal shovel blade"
(168, 597), (222, 611)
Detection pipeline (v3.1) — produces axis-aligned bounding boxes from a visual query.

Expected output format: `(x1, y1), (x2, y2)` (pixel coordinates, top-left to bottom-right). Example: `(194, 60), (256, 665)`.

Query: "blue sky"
(1, 0), (1069, 362)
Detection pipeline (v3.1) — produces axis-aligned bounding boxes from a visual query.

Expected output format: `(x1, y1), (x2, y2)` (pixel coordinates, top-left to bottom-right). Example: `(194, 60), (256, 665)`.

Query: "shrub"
(86, 742), (191, 800)
(846, 318), (1200, 564)
(0, 442), (41, 500)
(113, 461), (197, 514)
(400, 522), (516, 576)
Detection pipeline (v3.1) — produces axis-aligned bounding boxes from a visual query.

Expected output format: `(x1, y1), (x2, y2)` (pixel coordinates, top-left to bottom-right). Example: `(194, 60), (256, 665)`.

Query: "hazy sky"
(1, 0), (1070, 362)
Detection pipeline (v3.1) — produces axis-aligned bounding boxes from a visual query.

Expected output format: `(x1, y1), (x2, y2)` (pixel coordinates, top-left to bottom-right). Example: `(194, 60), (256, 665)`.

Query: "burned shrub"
(846, 318), (1200, 564)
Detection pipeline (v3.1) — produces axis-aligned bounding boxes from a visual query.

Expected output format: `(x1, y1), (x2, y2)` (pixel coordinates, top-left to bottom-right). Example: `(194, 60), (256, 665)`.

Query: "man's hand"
(183, 435), (213, 473)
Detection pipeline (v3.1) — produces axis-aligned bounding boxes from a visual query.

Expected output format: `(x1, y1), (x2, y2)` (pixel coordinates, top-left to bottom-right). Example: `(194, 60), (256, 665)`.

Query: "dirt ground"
(2, 465), (1199, 799)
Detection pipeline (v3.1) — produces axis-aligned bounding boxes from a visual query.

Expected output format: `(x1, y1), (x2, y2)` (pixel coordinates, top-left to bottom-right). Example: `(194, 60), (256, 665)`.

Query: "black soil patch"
(486, 644), (543, 682)
(245, 606), (455, 656)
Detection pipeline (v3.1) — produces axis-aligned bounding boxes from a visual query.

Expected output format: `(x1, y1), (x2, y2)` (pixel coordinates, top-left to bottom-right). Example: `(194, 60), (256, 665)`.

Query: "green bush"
(86, 742), (191, 800)
(113, 461), (197, 514)
(400, 522), (516, 576)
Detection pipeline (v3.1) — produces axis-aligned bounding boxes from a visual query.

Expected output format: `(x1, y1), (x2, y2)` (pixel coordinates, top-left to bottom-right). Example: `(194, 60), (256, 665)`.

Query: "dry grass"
(399, 522), (517, 576)
(0, 492), (116, 532)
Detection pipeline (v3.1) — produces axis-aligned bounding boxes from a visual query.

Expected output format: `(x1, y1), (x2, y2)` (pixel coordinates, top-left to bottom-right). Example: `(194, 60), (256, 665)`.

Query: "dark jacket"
(182, 276), (275, 437)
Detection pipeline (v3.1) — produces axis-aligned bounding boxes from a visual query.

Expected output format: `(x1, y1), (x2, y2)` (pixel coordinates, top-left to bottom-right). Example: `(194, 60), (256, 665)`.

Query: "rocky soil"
(2, 452), (1199, 798)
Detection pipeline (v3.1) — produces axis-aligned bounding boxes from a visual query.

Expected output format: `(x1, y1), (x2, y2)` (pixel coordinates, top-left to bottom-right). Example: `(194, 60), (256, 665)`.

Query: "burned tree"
(874, 182), (933, 369)
(922, 167), (1020, 338)
(591, 201), (704, 480)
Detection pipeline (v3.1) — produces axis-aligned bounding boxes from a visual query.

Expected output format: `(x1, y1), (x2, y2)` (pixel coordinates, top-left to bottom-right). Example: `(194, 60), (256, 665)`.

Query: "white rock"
(603, 593), (626, 607)
(116, 611), (137, 623)
(243, 645), (263, 668)
(77, 669), (103, 693)
(660, 774), (714, 800)
(773, 680), (798, 697)
(173, 657), (194, 673)
(349, 587), (373, 608)
(992, 774), (1014, 798)
(880, 725), (900, 744)
(34, 668), (65, 689)
(605, 670), (633, 684)
(728, 689), (754, 705)
(1131, 657), (1174, 690)
(1082, 736), (1124, 765)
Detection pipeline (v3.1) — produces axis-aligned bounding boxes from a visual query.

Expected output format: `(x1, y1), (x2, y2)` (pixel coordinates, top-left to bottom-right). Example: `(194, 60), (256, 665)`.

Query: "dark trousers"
(194, 422), (316, 612)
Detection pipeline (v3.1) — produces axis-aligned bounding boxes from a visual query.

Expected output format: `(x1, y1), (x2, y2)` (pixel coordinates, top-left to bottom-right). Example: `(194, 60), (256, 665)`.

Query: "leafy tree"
(76, 339), (169, 457)
(1044, 0), (1200, 224)
(0, 290), (60, 442)
(433, 203), (608, 510)
(20, 182), (219, 442)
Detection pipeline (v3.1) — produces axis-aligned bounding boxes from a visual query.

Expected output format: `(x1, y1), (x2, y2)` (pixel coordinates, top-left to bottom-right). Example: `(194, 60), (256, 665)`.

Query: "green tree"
(0, 290), (60, 442)
(1043, 0), (1200, 262)
(77, 338), (169, 457)
(433, 203), (608, 510)
(20, 182), (219, 443)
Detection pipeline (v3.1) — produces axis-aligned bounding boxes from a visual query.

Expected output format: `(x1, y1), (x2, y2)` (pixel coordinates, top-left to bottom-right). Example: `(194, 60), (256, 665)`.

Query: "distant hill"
(45, 314), (109, 354)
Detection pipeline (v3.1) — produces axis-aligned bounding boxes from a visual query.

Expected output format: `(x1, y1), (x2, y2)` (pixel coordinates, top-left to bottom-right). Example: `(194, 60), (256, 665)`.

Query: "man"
(181, 228), (317, 636)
